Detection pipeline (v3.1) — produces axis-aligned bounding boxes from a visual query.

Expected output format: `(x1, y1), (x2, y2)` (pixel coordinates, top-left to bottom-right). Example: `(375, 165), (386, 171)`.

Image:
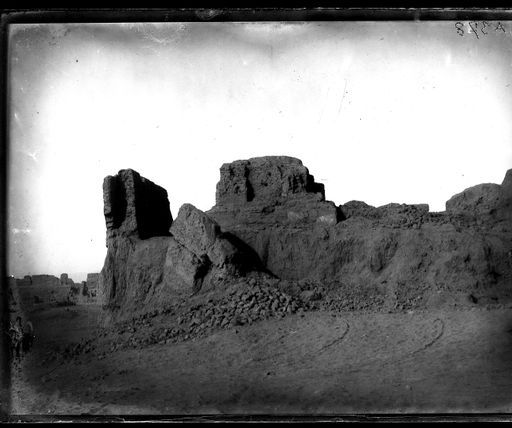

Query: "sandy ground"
(6, 304), (512, 418)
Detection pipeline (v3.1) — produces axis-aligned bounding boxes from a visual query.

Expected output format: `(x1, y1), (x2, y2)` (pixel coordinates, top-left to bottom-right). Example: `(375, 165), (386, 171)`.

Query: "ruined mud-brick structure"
(26, 274), (60, 288)
(99, 157), (512, 319)
(86, 273), (100, 290)
(8, 273), (80, 311)
(99, 169), (262, 315)
(74, 273), (100, 304)
(8, 270), (105, 311)
(84, 273), (100, 300)
(60, 273), (75, 287)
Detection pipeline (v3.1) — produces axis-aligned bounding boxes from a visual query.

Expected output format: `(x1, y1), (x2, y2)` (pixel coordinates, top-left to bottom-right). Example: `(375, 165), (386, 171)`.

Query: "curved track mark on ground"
(411, 318), (445, 356)
(247, 317), (350, 366)
(315, 319), (350, 355)
(343, 317), (446, 374)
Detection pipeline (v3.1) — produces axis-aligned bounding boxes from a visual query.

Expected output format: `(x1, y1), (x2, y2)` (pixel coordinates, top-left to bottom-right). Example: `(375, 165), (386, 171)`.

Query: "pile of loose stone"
(375, 211), (489, 231)
(107, 283), (316, 352)
(57, 282), (325, 359)
(54, 278), (432, 362)
(51, 277), (471, 363)
(321, 292), (386, 312)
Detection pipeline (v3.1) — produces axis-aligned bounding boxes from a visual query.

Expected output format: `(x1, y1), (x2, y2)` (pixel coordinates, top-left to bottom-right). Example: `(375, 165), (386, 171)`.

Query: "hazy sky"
(7, 21), (512, 281)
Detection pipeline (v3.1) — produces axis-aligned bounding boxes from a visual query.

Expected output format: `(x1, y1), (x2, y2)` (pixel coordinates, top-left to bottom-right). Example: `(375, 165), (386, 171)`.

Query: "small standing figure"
(9, 316), (23, 360)
(22, 320), (34, 353)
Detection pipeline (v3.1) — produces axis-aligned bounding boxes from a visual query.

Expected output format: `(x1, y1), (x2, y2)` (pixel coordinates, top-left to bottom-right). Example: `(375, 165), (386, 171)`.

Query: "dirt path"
(8, 306), (512, 416)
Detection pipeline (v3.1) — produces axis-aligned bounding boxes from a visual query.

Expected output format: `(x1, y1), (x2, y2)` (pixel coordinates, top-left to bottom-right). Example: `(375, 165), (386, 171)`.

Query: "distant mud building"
(7, 271), (101, 313)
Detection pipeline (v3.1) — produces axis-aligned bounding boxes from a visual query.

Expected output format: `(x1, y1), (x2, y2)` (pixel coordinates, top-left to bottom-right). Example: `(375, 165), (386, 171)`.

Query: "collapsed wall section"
(215, 156), (326, 205)
(103, 169), (173, 242)
(208, 157), (512, 306)
(209, 156), (343, 229)
(445, 170), (512, 221)
(99, 170), (266, 319)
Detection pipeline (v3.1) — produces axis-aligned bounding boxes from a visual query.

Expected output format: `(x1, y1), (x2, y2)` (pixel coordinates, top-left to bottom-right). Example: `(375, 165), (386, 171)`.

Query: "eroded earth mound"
(99, 169), (266, 320)
(99, 157), (512, 320)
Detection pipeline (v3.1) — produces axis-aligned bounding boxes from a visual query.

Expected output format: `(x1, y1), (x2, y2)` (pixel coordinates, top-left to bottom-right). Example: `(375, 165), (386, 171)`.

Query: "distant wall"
(16, 283), (73, 311)
(75, 277), (99, 305)
(86, 273), (99, 291)
(8, 272), (101, 311)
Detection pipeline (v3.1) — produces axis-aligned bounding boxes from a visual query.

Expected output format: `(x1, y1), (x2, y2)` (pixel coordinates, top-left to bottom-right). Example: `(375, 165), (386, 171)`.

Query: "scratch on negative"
(338, 79), (348, 114)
